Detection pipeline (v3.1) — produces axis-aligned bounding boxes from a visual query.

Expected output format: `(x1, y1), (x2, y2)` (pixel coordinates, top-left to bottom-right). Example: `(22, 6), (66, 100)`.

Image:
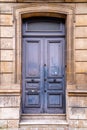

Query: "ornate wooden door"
(22, 37), (65, 113)
(22, 17), (65, 113)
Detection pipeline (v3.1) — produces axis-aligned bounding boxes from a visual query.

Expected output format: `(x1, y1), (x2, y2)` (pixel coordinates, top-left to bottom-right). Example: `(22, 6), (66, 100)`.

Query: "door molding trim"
(13, 3), (75, 119)
(14, 3), (75, 84)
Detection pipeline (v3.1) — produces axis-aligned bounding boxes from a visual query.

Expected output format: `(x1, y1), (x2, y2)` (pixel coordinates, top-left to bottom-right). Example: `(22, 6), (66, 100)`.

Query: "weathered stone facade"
(0, 0), (87, 129)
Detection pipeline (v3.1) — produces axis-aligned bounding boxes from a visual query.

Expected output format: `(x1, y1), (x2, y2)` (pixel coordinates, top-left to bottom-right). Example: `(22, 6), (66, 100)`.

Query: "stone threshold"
(20, 114), (68, 125)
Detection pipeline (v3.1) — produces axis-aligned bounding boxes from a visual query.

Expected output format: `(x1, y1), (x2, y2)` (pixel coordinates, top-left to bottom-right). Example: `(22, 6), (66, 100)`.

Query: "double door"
(22, 37), (65, 113)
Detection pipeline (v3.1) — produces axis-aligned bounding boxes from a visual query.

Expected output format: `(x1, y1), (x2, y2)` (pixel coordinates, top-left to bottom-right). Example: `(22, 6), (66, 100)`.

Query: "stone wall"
(68, 4), (87, 128)
(0, 2), (87, 129)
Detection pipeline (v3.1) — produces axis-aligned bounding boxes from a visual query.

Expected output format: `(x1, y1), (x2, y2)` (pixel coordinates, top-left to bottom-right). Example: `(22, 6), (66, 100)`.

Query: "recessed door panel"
(25, 41), (41, 77)
(26, 82), (40, 89)
(47, 93), (62, 108)
(25, 93), (40, 107)
(47, 39), (64, 77)
(48, 82), (63, 90)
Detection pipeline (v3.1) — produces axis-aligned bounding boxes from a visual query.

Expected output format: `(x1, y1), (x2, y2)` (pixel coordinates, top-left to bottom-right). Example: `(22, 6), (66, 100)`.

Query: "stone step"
(21, 114), (66, 120)
(20, 121), (68, 129)
(20, 125), (68, 130)
(20, 119), (68, 125)
(20, 114), (68, 129)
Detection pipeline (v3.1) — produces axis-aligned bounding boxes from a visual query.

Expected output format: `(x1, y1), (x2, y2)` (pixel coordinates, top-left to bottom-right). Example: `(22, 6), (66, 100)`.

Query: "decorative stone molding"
(68, 90), (87, 96)
(13, 4), (76, 121)
(0, 90), (20, 95)
(0, 84), (21, 95)
(13, 3), (75, 86)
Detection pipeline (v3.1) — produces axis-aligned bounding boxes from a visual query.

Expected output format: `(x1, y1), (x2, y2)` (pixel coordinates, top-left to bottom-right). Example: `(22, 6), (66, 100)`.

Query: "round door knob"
(44, 90), (46, 92)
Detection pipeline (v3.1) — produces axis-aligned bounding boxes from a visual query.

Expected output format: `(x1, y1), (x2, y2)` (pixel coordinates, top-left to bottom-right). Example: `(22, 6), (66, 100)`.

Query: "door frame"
(14, 3), (75, 120)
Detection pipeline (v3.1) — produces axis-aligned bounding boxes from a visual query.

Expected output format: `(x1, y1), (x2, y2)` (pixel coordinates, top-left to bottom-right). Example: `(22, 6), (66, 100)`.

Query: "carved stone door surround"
(14, 3), (75, 117)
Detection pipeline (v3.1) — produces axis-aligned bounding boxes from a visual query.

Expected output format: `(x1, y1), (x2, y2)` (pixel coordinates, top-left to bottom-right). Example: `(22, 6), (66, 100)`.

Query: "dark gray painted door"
(22, 37), (65, 113)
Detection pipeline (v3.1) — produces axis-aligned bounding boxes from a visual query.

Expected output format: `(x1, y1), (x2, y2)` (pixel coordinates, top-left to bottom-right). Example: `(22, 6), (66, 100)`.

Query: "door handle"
(31, 79), (34, 82)
(44, 78), (47, 81)
(54, 79), (56, 82)
(44, 90), (46, 93)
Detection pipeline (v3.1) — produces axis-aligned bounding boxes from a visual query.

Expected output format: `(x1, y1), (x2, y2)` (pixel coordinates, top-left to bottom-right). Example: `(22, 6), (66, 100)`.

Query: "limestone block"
(1, 50), (14, 61)
(7, 120), (19, 128)
(1, 0), (16, 1)
(1, 27), (13, 38)
(75, 39), (87, 49)
(76, 62), (87, 73)
(69, 120), (79, 128)
(0, 108), (19, 119)
(69, 120), (87, 128)
(76, 74), (87, 84)
(1, 39), (14, 49)
(0, 15), (13, 26)
(69, 128), (87, 130)
(76, 51), (87, 61)
(76, 27), (87, 38)
(1, 62), (13, 73)
(0, 96), (20, 107)
(69, 108), (87, 119)
(67, 84), (76, 90)
(76, 4), (87, 14)
(66, 0), (87, 1)
(76, 74), (87, 89)
(0, 120), (7, 128)
(1, 74), (14, 84)
(0, 84), (20, 90)
(76, 15), (87, 26)
(0, 4), (13, 14)
(69, 97), (87, 107)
